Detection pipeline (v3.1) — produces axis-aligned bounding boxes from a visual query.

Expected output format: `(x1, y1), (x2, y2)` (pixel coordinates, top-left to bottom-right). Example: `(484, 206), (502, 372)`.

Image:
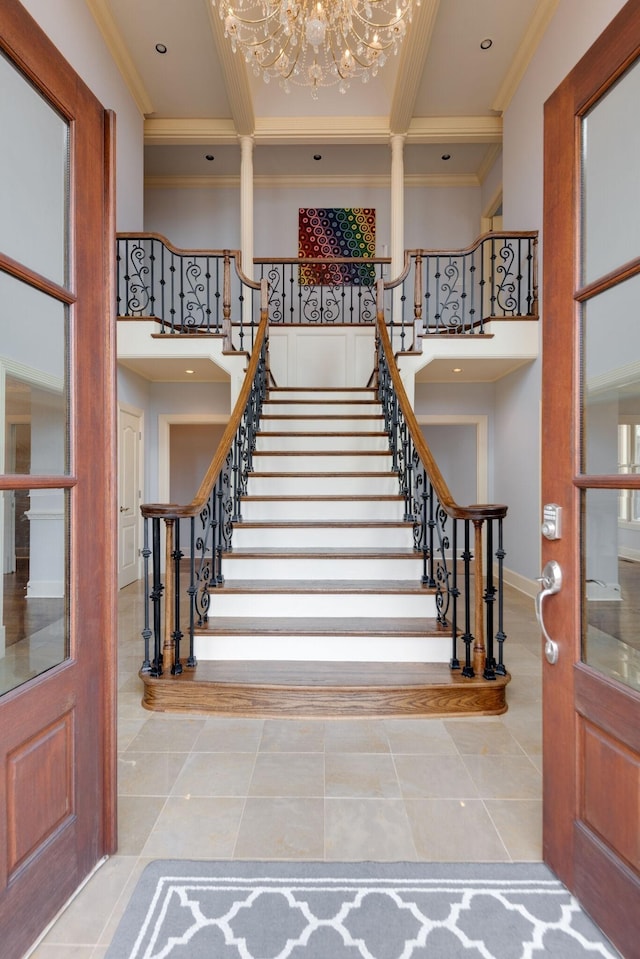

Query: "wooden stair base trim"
(140, 661), (510, 718)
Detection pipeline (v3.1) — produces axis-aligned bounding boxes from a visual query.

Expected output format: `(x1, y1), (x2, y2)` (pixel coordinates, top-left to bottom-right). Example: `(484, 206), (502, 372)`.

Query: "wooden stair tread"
(261, 415), (384, 421)
(211, 579), (435, 594)
(269, 388), (375, 394)
(223, 547), (419, 558)
(235, 521), (412, 529)
(242, 494), (404, 501)
(257, 432), (388, 437)
(140, 662), (510, 718)
(196, 616), (444, 636)
(266, 399), (380, 405)
(249, 471), (395, 478)
(253, 450), (390, 456)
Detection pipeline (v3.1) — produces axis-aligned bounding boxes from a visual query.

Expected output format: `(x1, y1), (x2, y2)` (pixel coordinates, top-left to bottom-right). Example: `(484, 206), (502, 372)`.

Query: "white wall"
(144, 182), (482, 264)
(497, 0), (628, 584)
(21, 0), (144, 231)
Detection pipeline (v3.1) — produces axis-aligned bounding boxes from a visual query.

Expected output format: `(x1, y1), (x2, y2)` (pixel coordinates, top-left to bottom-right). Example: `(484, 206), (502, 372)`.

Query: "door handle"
(119, 506), (131, 513)
(535, 560), (562, 664)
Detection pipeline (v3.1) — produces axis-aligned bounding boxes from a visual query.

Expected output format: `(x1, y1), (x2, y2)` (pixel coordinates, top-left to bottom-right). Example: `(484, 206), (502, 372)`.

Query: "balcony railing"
(117, 232), (537, 348)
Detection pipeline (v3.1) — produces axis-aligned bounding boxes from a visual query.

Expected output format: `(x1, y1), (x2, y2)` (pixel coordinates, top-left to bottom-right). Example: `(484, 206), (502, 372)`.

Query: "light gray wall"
(21, 0), (144, 231)
(498, 0), (628, 584)
(143, 182), (483, 264)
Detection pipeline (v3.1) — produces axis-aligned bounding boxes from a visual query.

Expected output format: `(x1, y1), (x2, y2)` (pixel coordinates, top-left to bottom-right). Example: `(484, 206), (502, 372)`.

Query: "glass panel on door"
(0, 50), (69, 286)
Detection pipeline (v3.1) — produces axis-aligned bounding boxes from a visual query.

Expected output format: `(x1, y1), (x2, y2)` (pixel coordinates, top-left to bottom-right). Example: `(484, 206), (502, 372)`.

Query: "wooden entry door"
(0, 3), (116, 957)
(542, 3), (640, 955)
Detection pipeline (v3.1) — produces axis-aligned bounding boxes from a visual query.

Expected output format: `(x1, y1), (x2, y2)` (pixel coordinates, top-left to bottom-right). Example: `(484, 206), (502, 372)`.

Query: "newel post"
(223, 250), (232, 350)
(472, 518), (486, 675)
(163, 518), (176, 673)
(412, 252), (423, 351)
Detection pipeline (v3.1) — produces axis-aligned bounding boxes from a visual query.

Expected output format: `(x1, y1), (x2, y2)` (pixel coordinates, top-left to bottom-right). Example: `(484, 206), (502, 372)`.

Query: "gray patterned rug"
(105, 860), (621, 958)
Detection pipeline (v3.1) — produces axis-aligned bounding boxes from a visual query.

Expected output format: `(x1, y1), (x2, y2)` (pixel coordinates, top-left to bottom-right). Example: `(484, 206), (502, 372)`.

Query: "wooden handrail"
(375, 280), (507, 525)
(141, 284), (269, 522)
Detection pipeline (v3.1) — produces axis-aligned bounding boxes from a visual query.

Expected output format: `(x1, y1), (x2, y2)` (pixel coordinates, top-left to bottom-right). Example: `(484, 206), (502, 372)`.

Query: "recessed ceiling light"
(185, 369), (194, 374)
(205, 154), (214, 161)
(313, 154), (322, 161)
(155, 43), (167, 54)
(452, 367), (463, 373)
(480, 38), (493, 50)
(441, 153), (451, 161)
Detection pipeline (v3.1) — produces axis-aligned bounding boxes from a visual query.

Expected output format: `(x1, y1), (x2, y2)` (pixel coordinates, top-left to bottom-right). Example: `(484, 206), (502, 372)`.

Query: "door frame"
(542, 3), (640, 953)
(118, 402), (144, 588)
(0, 3), (117, 955)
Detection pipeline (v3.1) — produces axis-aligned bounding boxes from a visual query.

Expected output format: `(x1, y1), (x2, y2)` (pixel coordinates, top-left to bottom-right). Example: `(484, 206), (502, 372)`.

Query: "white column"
(390, 134), (405, 281)
(240, 135), (254, 280)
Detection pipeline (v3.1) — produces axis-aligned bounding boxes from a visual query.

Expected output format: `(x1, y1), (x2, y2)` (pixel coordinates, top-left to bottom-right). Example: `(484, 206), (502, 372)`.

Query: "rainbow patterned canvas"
(298, 208), (376, 285)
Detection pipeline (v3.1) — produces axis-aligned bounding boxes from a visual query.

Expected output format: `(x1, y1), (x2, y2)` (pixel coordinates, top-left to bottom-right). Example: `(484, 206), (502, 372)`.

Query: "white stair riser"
(252, 453), (392, 473)
(248, 475), (399, 496)
(232, 526), (413, 549)
(263, 402), (380, 417)
(209, 592), (436, 618)
(256, 433), (389, 451)
(260, 417), (385, 433)
(240, 500), (406, 521)
(269, 390), (376, 402)
(194, 633), (451, 663)
(223, 556), (423, 579)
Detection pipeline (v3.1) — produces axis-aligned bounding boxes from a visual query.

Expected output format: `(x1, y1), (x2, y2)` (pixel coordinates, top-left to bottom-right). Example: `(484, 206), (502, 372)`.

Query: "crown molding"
(492, 0), (560, 113)
(390, 0), (441, 134)
(85, 0), (153, 115)
(202, 0), (254, 135)
(407, 115), (503, 143)
(145, 172), (479, 190)
(144, 117), (239, 145)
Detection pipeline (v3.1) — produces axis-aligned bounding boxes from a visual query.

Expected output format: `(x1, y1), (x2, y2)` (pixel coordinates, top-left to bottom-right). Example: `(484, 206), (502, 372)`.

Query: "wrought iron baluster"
(495, 518), (507, 675)
(151, 517), (163, 676)
(461, 520), (474, 677)
(483, 520), (496, 680)
(171, 520), (184, 674)
(449, 519), (460, 669)
(140, 517), (152, 673)
(187, 517), (197, 667)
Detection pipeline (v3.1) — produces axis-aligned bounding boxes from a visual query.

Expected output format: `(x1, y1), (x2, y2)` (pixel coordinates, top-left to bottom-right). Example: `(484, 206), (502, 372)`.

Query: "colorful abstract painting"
(298, 208), (376, 286)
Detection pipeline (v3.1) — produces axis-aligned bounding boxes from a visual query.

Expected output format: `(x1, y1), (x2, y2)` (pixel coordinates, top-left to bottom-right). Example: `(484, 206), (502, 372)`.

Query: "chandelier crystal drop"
(218, 0), (417, 96)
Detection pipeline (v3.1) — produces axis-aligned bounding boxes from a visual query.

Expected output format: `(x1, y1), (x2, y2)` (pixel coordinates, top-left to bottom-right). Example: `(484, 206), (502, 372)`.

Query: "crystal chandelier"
(218, 0), (417, 96)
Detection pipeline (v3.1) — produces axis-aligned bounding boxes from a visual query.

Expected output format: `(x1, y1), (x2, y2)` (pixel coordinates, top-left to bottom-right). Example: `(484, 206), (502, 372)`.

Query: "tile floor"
(28, 580), (542, 958)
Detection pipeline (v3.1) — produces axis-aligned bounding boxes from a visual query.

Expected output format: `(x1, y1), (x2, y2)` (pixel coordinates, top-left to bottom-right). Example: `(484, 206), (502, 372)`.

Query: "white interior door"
(118, 406), (142, 588)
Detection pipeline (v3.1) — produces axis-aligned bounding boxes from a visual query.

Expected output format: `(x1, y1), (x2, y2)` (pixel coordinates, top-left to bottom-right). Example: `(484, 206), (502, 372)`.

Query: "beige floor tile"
(325, 752), (400, 798)
(394, 754), (480, 799)
(325, 798), (417, 861)
(384, 718), (458, 754)
(42, 856), (139, 946)
(260, 718), (326, 752)
(461, 754), (542, 800)
(234, 797), (324, 859)
(405, 799), (509, 861)
(248, 752), (324, 796)
(443, 719), (525, 756)
(97, 857), (149, 946)
(117, 751), (188, 796)
(28, 946), (95, 958)
(324, 719), (390, 753)
(117, 796), (166, 856)
(171, 751), (256, 797)
(142, 796), (244, 858)
(125, 716), (207, 753)
(485, 799), (543, 860)
(193, 717), (264, 752)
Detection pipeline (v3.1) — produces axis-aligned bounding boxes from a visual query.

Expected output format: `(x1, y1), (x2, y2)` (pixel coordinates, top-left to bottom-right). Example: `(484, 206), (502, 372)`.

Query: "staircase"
(194, 385), (450, 665)
(140, 385), (510, 718)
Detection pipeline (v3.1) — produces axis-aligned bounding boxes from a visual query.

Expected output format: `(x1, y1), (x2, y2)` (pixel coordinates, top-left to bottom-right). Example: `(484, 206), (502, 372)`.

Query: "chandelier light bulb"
(218, 0), (414, 93)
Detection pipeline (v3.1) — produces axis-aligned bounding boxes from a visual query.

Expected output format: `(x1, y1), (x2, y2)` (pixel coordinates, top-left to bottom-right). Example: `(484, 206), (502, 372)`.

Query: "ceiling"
(99, 0), (555, 384)
(87, 0), (559, 184)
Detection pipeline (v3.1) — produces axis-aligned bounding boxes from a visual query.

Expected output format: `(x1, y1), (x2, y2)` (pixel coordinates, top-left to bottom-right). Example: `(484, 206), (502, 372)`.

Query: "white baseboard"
(619, 546), (640, 563)
(500, 566), (539, 599)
